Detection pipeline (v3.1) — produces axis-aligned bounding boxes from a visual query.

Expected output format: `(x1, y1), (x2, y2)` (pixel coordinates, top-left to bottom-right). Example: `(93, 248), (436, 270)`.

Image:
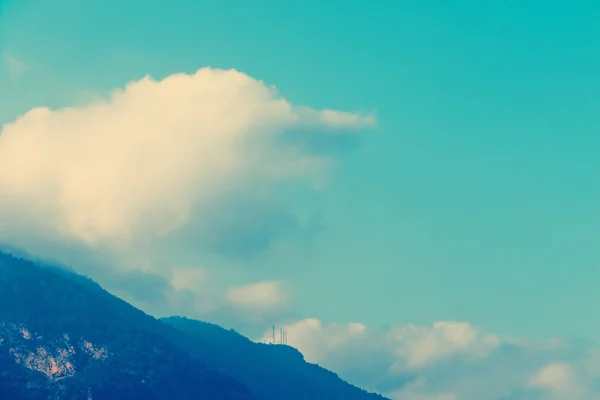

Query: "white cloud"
(170, 267), (208, 292)
(527, 362), (588, 398)
(0, 66), (373, 332)
(226, 280), (288, 311)
(528, 363), (573, 391)
(257, 318), (600, 400)
(118, 267), (293, 328)
(259, 318), (367, 362)
(0, 67), (374, 269)
(387, 321), (500, 370)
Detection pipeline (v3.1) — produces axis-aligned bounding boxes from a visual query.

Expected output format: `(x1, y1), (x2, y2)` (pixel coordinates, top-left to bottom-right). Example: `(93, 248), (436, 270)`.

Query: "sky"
(1, 1), (600, 399)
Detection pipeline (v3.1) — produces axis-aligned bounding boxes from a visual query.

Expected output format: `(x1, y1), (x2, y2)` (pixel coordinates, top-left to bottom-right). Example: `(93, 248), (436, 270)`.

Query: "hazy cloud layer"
(1, 52), (32, 78)
(259, 319), (600, 400)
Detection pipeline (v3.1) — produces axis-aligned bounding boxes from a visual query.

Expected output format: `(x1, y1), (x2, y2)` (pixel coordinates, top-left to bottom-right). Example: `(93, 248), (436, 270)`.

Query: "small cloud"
(170, 267), (207, 292)
(226, 280), (288, 311)
(1, 52), (32, 77)
(527, 362), (574, 392)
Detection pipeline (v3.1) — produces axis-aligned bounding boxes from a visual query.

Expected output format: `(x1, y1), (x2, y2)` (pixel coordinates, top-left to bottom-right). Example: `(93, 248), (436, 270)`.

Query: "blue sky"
(2, 1), (600, 398)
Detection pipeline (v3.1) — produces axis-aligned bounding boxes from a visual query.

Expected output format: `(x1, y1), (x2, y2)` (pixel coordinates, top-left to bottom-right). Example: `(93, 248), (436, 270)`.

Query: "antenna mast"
(270, 325), (289, 345)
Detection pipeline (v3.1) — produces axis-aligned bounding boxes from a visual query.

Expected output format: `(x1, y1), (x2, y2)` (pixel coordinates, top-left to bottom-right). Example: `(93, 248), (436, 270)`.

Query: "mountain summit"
(0, 251), (388, 400)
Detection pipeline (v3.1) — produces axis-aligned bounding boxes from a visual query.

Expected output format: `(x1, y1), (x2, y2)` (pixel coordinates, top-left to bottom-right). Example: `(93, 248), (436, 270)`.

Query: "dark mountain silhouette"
(162, 317), (387, 400)
(0, 250), (388, 399)
(0, 251), (253, 400)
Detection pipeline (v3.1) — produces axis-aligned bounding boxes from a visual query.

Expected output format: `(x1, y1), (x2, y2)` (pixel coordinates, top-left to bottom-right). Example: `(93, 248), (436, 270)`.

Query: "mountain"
(162, 317), (387, 400)
(0, 251), (253, 400)
(0, 250), (388, 399)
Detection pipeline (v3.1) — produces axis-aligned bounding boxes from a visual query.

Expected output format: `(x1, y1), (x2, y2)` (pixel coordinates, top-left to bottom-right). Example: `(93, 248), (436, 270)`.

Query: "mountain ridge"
(0, 250), (389, 400)
(162, 316), (387, 400)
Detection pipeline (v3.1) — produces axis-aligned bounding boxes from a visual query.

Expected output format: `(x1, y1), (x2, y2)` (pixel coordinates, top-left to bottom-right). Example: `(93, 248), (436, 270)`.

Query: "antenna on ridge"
(269, 324), (289, 345)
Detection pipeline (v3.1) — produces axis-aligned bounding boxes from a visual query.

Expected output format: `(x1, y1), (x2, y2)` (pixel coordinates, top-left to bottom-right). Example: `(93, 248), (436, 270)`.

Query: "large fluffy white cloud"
(0, 67), (373, 256)
(0, 67), (374, 318)
(258, 319), (600, 400)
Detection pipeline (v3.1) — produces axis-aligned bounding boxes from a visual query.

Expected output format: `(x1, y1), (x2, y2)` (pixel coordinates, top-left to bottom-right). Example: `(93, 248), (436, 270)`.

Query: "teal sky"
(1, 0), (600, 344)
